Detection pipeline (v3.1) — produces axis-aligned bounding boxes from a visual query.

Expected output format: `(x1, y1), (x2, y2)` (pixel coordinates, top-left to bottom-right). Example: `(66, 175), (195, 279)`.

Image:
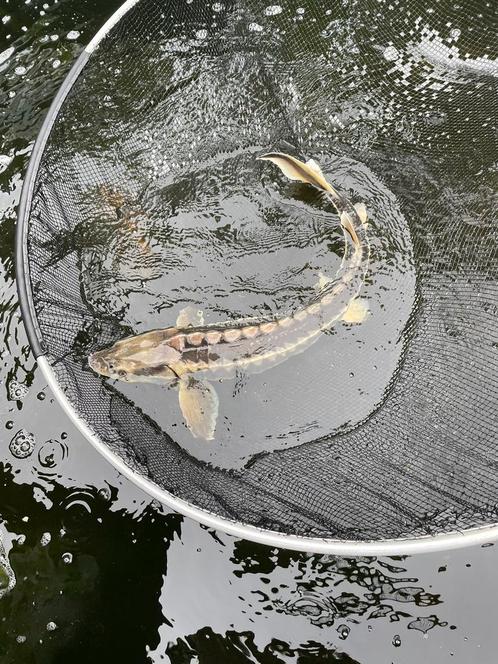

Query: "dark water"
(1, 1), (498, 663)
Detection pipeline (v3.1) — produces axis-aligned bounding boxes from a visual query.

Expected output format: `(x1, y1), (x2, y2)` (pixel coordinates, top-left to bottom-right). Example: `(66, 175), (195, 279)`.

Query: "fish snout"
(88, 352), (107, 375)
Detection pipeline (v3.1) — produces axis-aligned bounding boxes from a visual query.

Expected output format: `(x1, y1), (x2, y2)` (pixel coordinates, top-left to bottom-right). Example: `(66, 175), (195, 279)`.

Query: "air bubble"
(9, 430), (35, 459)
(37, 392), (46, 401)
(5, 421), (13, 430)
(37, 440), (67, 470)
(338, 624), (350, 639)
(393, 635), (401, 647)
(98, 487), (111, 502)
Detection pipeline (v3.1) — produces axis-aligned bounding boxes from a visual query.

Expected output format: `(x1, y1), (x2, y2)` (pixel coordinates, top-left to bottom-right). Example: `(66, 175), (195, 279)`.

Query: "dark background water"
(1, 1), (498, 662)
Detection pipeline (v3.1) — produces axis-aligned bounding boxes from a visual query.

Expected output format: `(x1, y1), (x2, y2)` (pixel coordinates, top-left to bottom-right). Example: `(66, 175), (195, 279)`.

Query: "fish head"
(88, 347), (138, 381)
(88, 331), (182, 383)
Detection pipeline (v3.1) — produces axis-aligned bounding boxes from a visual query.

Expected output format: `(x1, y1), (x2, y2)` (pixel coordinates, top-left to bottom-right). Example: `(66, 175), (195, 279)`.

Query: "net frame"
(16, 0), (498, 554)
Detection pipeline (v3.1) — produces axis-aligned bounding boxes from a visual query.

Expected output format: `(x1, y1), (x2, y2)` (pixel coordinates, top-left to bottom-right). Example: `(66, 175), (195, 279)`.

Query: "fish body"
(89, 154), (370, 440)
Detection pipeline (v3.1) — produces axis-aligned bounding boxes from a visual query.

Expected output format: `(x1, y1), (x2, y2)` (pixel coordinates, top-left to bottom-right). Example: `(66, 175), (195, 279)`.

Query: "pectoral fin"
(342, 298), (369, 324)
(178, 377), (219, 440)
(176, 306), (205, 328)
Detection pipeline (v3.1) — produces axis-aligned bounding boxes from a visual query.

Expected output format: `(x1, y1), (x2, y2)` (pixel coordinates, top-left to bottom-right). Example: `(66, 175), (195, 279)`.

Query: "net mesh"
(22, 0), (498, 542)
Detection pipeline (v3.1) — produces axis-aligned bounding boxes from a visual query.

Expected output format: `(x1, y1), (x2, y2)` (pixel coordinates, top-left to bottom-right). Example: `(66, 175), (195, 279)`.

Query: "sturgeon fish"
(89, 153), (370, 440)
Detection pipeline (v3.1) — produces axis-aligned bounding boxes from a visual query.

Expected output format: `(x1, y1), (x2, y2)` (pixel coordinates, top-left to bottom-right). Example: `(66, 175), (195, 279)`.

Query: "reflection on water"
(1, 462), (494, 663)
(1, 0), (498, 662)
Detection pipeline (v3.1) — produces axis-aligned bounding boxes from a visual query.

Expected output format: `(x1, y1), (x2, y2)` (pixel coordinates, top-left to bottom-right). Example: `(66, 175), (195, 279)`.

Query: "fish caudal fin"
(341, 298), (369, 324)
(257, 152), (338, 196)
(178, 377), (219, 440)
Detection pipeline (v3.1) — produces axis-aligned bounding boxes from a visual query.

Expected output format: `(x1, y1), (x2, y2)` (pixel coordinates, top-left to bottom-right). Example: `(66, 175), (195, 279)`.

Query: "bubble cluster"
(0, 539), (15, 599)
(265, 5), (282, 15)
(8, 380), (28, 401)
(9, 429), (35, 459)
(40, 532), (51, 547)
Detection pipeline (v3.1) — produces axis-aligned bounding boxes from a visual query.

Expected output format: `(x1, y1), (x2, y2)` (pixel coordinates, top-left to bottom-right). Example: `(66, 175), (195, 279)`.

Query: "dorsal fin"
(176, 306), (204, 328)
(354, 202), (368, 224)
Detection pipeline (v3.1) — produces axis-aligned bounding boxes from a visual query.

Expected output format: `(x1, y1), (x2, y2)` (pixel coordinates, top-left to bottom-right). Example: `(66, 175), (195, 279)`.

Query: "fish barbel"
(89, 153), (370, 440)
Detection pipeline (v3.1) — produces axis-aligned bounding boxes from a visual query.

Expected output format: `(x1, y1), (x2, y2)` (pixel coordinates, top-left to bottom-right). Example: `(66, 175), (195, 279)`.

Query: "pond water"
(1, 1), (498, 662)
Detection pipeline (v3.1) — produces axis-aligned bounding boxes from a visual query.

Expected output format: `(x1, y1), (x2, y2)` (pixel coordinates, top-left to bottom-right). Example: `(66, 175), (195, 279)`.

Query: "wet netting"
(17, 0), (498, 550)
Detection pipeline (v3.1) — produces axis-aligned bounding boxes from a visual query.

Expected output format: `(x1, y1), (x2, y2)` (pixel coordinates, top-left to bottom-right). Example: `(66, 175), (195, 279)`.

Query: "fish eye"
(118, 369), (127, 378)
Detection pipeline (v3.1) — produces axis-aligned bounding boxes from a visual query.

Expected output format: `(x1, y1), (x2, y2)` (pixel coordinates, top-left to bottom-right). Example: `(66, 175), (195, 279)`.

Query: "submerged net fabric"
(24, 0), (498, 541)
